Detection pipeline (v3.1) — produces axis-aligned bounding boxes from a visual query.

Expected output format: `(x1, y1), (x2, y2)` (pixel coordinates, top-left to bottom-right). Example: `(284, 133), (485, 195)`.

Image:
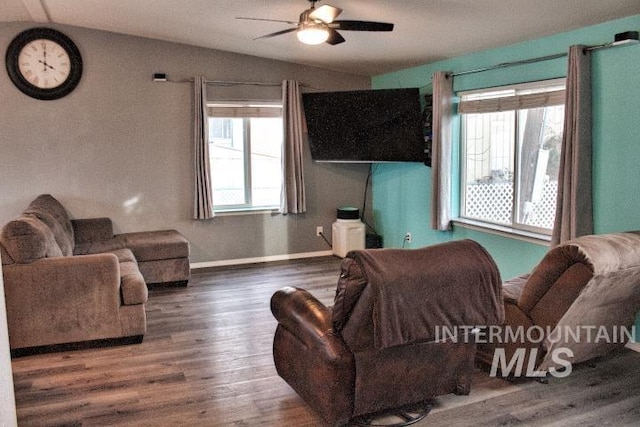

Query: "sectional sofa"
(0, 194), (190, 353)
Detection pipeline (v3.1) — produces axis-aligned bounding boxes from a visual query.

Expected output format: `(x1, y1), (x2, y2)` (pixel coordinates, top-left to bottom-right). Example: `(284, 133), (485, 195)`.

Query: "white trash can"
(332, 206), (366, 257)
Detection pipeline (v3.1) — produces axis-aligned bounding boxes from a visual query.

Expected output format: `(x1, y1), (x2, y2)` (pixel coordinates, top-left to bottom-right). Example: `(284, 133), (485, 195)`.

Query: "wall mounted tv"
(302, 88), (427, 163)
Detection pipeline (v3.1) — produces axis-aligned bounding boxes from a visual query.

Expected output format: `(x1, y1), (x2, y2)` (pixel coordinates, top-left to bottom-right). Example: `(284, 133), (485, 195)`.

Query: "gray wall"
(0, 22), (371, 263)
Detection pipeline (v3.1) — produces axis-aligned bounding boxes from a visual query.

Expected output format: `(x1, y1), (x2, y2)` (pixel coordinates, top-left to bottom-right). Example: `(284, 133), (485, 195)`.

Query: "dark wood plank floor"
(10, 256), (640, 426)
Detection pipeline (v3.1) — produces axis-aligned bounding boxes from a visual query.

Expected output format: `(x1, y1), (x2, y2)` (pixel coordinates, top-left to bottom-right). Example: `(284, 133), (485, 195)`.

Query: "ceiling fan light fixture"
(240, 2), (393, 46)
(297, 23), (329, 45)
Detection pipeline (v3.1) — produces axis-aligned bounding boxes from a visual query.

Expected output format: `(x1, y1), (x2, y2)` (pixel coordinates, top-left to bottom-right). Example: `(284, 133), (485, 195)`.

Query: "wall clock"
(5, 27), (83, 100)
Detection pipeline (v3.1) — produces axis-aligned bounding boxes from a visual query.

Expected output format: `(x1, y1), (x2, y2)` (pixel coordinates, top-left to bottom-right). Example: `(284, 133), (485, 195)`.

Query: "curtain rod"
(204, 79), (282, 87)
(166, 77), (314, 89)
(451, 38), (633, 78)
(452, 52), (568, 77)
(167, 77), (281, 85)
(204, 79), (317, 90)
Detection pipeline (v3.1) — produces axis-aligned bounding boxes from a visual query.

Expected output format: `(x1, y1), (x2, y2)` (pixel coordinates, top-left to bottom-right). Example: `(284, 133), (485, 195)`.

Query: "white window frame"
(207, 102), (283, 213)
(457, 79), (566, 240)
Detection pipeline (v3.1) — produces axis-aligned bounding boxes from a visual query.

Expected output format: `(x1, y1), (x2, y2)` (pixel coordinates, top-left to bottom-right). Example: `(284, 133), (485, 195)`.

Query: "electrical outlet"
(316, 226), (324, 237)
(404, 232), (412, 243)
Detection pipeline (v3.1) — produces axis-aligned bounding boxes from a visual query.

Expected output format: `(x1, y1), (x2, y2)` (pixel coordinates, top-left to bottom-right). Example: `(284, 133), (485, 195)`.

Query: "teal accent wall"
(371, 15), (640, 337)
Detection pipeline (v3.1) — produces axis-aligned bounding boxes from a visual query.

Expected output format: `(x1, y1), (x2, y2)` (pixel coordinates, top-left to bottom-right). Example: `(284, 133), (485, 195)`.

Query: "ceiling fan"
(237, 0), (394, 46)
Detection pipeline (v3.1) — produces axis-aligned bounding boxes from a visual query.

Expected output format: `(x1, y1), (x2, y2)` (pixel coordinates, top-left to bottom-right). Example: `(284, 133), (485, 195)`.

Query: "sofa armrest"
(4, 253), (121, 310)
(2, 253), (123, 348)
(72, 218), (114, 244)
(271, 287), (349, 360)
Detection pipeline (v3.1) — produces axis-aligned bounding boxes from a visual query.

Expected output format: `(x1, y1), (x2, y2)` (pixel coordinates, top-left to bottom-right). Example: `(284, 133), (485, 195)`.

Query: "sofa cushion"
(118, 230), (190, 261)
(105, 248), (138, 264)
(74, 237), (127, 256)
(0, 214), (63, 263)
(24, 194), (75, 256)
(502, 274), (530, 304)
(71, 217), (114, 244)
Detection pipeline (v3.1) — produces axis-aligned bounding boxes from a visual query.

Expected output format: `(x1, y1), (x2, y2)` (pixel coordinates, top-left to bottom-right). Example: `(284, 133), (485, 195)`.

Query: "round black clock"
(5, 27), (83, 100)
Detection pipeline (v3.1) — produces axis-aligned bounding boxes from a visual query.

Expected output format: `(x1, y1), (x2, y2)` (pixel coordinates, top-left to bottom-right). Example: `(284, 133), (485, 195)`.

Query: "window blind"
(458, 89), (565, 114)
(207, 105), (282, 118)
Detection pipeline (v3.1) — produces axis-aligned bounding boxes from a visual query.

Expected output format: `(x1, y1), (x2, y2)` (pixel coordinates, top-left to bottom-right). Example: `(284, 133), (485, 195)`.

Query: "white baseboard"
(191, 250), (335, 269)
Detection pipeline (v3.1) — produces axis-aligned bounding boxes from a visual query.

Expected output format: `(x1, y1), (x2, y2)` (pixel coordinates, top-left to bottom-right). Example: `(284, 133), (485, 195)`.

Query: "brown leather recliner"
(271, 240), (505, 426)
(476, 231), (640, 376)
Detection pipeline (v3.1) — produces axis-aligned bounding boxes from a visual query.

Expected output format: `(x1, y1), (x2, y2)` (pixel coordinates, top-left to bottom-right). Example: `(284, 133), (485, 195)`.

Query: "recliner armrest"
(72, 217), (114, 244)
(271, 287), (350, 360)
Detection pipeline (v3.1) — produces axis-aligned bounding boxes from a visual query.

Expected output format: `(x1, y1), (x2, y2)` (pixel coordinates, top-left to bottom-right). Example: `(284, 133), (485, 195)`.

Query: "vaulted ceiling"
(3, 0), (640, 76)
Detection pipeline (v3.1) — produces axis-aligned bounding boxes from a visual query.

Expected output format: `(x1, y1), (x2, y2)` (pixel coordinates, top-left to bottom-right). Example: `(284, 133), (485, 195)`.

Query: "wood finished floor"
(10, 256), (640, 426)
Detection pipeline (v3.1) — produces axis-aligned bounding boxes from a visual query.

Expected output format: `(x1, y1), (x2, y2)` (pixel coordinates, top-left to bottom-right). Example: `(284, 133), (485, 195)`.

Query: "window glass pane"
(209, 118), (233, 144)
(207, 110), (283, 211)
(210, 118), (246, 206)
(250, 118), (283, 207)
(460, 79), (565, 235)
(515, 105), (564, 230)
(463, 111), (515, 226)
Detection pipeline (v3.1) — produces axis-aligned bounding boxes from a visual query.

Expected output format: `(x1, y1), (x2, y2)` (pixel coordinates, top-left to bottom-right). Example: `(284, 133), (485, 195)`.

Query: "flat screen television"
(302, 88), (426, 163)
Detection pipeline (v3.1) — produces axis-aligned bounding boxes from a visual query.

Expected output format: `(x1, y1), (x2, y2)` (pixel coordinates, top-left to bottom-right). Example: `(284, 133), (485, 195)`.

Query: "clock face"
(17, 39), (71, 89)
(5, 28), (83, 100)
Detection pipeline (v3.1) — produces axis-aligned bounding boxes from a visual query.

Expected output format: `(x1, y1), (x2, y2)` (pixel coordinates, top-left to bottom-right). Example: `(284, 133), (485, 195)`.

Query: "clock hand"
(38, 59), (55, 71)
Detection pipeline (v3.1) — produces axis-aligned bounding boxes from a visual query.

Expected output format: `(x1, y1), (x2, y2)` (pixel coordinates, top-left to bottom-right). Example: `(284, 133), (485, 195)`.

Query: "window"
(208, 103), (283, 211)
(459, 79), (565, 235)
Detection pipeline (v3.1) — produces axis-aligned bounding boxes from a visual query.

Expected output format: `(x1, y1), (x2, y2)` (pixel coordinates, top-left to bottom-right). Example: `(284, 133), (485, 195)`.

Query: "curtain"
(280, 80), (306, 214)
(551, 45), (593, 245)
(431, 71), (454, 231)
(193, 75), (214, 219)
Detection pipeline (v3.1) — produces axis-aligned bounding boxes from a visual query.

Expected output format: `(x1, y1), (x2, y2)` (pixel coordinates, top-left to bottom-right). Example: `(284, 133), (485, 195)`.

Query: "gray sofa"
(0, 194), (190, 352)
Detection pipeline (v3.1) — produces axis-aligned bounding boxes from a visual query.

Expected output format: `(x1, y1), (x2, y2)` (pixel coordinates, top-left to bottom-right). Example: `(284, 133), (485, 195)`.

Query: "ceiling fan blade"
(254, 27), (297, 40)
(309, 4), (342, 23)
(331, 20), (394, 31)
(236, 17), (298, 25)
(326, 29), (345, 45)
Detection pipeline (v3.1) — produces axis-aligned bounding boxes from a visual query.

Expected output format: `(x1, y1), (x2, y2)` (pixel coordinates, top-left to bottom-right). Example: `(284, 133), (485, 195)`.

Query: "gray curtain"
(551, 45), (593, 245)
(193, 75), (214, 219)
(280, 80), (306, 214)
(431, 71), (454, 231)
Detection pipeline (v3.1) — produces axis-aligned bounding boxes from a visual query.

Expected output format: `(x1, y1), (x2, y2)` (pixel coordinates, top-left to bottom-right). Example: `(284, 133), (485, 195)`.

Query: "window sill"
(453, 218), (551, 246)
(214, 207), (280, 217)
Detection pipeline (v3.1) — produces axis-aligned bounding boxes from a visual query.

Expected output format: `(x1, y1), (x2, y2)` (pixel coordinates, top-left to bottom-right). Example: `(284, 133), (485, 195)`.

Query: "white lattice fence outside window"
(466, 182), (513, 224)
(465, 181), (557, 229)
(525, 180), (558, 229)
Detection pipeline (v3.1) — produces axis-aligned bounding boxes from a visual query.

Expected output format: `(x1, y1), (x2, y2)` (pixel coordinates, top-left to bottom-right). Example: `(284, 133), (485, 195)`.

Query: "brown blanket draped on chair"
(339, 240), (504, 349)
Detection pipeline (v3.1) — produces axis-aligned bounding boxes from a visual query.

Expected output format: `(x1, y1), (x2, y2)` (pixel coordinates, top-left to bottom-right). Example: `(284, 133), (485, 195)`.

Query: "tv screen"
(302, 88), (426, 163)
